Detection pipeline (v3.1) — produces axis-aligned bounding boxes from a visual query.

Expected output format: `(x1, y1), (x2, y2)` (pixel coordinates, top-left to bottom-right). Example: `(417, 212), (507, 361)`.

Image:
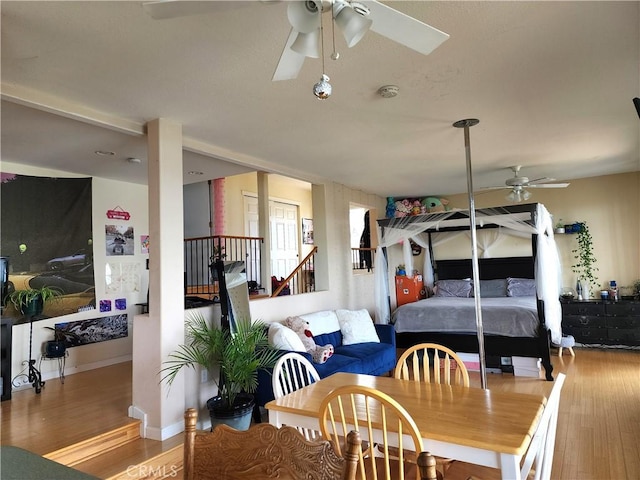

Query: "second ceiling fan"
(479, 165), (570, 202)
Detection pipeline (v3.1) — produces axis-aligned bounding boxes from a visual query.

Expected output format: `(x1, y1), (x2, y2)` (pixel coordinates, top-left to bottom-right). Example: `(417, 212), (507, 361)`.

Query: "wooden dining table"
(266, 372), (547, 480)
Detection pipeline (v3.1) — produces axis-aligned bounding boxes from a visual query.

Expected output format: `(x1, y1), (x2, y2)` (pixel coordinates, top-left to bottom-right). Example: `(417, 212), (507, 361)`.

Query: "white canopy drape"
(373, 203), (563, 345)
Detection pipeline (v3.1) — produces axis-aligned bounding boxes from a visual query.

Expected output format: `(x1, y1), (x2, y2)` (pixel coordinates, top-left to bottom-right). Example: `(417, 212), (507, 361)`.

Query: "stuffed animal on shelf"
(422, 196), (450, 213)
(284, 316), (334, 364)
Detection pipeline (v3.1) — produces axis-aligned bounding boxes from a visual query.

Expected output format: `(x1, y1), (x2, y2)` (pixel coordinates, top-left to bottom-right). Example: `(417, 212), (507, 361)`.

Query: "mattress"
(391, 296), (540, 337)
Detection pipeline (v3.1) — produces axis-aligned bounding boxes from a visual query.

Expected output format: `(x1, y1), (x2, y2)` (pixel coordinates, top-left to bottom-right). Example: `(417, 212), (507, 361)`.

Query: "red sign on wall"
(106, 206), (131, 220)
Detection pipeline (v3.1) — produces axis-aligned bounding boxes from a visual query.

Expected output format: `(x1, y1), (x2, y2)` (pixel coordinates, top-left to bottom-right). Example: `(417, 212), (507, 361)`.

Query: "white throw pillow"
(336, 309), (380, 345)
(268, 322), (306, 352)
(298, 310), (341, 336)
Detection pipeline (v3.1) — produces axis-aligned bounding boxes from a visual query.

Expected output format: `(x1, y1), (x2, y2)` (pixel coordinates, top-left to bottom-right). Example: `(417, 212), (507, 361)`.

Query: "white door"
(244, 196), (299, 285)
(243, 195), (261, 284)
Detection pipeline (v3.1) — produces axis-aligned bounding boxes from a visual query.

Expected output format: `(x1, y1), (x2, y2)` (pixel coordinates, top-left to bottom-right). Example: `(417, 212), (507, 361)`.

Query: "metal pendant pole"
(453, 118), (487, 389)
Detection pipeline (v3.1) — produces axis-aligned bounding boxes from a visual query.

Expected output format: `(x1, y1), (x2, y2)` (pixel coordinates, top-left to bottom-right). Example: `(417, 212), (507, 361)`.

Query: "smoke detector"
(378, 85), (399, 98)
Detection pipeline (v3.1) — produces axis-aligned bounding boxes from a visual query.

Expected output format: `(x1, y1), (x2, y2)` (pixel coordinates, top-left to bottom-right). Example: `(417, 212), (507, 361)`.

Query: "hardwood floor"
(2, 347), (639, 479)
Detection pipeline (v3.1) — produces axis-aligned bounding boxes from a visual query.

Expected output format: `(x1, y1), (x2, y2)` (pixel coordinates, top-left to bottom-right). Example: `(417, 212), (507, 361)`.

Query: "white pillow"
(335, 309), (380, 345)
(298, 310), (341, 336)
(268, 322), (306, 352)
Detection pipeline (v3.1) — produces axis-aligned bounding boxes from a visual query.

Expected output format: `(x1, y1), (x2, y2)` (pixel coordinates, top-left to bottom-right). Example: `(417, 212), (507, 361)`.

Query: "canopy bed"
(374, 203), (563, 381)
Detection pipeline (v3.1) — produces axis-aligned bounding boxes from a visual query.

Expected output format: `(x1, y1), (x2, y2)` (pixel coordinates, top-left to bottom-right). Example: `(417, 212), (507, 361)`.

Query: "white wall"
(3, 162), (148, 386)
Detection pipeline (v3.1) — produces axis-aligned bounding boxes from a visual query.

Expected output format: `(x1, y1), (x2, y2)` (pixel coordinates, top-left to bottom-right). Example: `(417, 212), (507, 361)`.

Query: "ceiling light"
(333, 1), (372, 47)
(288, 1), (320, 33)
(378, 85), (399, 98)
(291, 30), (320, 58)
(95, 150), (115, 156)
(506, 188), (531, 202)
(313, 74), (332, 100)
(312, 3), (331, 100)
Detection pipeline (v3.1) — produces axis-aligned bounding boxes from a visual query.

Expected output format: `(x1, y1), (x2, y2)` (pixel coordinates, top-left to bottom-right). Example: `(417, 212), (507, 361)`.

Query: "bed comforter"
(391, 296), (541, 337)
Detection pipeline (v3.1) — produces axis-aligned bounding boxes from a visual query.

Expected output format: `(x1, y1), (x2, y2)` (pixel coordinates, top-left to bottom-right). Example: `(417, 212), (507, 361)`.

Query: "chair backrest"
(272, 352), (322, 440)
(183, 408), (361, 480)
(394, 343), (470, 387)
(272, 351), (321, 399)
(522, 372), (566, 480)
(319, 385), (424, 480)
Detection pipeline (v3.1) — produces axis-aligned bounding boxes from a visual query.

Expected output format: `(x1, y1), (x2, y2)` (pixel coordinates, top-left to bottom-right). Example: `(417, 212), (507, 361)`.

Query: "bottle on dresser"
(609, 280), (619, 301)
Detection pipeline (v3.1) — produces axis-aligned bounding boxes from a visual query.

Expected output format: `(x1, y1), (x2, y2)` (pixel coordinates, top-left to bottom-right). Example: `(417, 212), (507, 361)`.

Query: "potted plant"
(43, 326), (71, 358)
(8, 285), (62, 317)
(162, 312), (279, 431)
(571, 222), (598, 299)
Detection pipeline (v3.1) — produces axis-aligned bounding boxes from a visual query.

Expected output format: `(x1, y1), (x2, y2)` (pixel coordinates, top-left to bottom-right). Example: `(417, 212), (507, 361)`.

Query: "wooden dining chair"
(394, 343), (470, 387)
(183, 408), (361, 480)
(319, 384), (436, 480)
(272, 352), (322, 439)
(443, 373), (567, 480)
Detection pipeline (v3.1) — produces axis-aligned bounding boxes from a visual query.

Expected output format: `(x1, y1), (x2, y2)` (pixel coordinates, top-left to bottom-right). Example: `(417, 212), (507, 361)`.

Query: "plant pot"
(206, 393), (255, 431)
(45, 340), (66, 358)
(21, 297), (43, 317)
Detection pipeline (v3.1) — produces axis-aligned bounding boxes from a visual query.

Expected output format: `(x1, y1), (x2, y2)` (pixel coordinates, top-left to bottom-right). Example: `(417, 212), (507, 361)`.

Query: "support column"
(131, 118), (185, 440)
(256, 172), (271, 293)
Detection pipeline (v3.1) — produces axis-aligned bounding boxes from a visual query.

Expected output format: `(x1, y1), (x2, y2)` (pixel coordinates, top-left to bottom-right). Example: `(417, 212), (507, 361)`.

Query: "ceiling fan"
(143, 1), (449, 81)
(479, 165), (570, 202)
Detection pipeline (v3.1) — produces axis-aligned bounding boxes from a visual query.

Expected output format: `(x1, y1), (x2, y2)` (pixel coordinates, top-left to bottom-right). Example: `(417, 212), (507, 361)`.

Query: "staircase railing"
(351, 247), (376, 272)
(184, 235), (263, 299)
(271, 247), (317, 297)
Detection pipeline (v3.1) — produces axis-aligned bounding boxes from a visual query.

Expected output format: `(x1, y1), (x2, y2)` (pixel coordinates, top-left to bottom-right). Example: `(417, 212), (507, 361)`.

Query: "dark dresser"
(561, 299), (640, 345)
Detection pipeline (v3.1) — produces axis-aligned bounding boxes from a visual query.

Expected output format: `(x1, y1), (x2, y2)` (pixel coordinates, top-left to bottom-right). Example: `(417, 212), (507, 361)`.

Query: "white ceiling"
(2, 1), (639, 196)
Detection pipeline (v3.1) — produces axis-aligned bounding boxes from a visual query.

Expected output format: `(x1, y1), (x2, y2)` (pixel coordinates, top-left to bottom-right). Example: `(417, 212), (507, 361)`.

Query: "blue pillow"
(507, 277), (536, 297)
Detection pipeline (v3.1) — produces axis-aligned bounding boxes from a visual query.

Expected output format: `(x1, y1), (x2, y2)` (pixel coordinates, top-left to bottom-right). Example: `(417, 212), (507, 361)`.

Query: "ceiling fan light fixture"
(506, 190), (520, 202)
(291, 30), (320, 58)
(522, 189), (532, 201)
(288, 0), (321, 34)
(313, 74), (332, 100)
(334, 1), (372, 48)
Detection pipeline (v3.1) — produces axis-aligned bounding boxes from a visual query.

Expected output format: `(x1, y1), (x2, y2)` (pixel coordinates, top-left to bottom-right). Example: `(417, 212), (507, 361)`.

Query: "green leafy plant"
(571, 222), (598, 288)
(161, 313), (279, 409)
(632, 279), (640, 298)
(8, 285), (62, 314)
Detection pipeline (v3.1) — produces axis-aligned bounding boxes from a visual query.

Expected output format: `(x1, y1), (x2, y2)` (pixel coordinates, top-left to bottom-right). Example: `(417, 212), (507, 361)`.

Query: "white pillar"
(131, 118), (185, 440)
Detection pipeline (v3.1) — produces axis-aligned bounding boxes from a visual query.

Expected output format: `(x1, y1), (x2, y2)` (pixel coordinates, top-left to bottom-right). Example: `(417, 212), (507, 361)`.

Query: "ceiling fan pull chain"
(331, 8), (340, 60)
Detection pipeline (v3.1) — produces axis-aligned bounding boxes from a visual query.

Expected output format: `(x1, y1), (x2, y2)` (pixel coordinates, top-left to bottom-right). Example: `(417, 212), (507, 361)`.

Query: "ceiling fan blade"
(272, 28), (307, 81)
(527, 183), (570, 188)
(476, 186), (510, 191)
(364, 0), (449, 55)
(526, 176), (555, 184)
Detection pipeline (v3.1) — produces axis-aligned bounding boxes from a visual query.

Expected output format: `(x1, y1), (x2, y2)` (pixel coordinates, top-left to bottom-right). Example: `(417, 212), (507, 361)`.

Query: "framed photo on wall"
(302, 218), (314, 245)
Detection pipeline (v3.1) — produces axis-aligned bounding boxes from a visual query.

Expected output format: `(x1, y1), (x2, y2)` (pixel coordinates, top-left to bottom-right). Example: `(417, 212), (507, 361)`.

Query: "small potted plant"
(162, 312), (279, 430)
(571, 222), (598, 299)
(43, 326), (69, 358)
(8, 285), (62, 317)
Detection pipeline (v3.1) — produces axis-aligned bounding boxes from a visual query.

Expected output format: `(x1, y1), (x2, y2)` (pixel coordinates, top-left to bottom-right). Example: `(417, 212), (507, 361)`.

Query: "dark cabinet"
(561, 300), (640, 346)
(1, 318), (12, 401)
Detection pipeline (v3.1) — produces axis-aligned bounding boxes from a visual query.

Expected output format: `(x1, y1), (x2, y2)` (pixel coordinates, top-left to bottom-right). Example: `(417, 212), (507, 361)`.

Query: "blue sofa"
(255, 312), (396, 409)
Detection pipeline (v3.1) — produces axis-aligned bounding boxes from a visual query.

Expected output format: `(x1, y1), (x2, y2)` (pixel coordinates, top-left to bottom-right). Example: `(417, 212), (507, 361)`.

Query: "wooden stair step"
(44, 419), (141, 467)
(73, 433), (184, 480)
